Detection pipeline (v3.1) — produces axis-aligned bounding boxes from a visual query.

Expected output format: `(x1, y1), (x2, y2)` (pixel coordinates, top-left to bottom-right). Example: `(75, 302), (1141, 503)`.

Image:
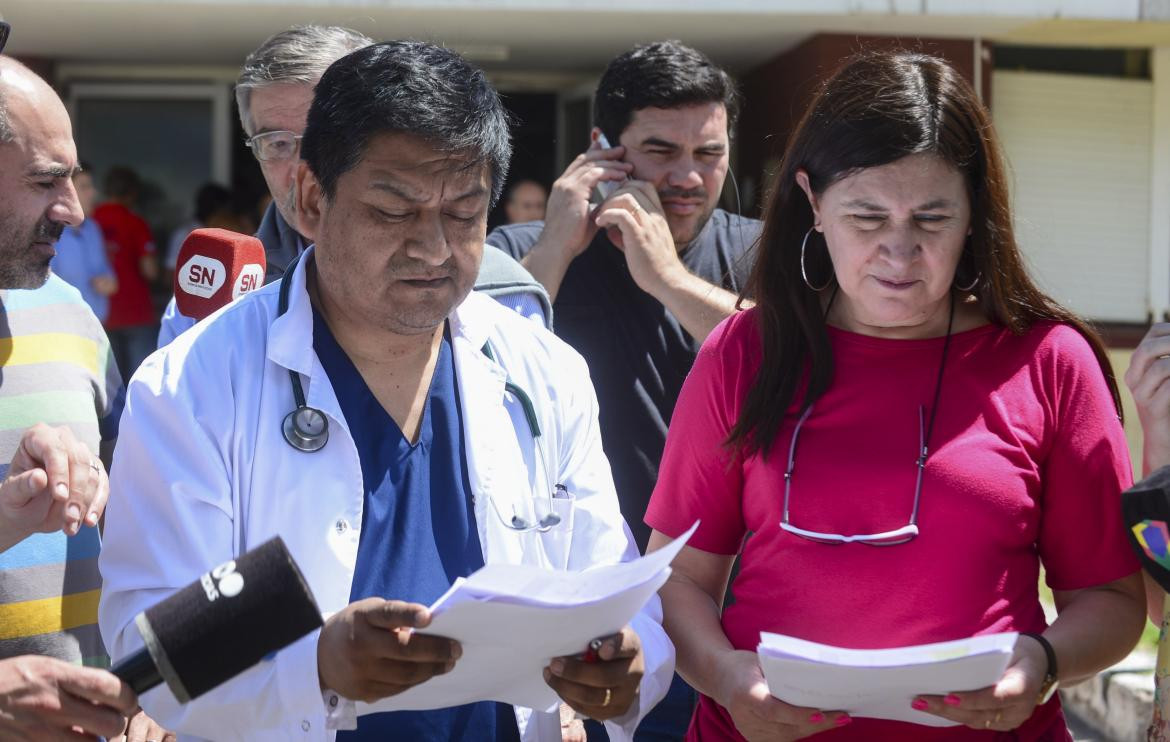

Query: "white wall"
(1149, 47), (1170, 322)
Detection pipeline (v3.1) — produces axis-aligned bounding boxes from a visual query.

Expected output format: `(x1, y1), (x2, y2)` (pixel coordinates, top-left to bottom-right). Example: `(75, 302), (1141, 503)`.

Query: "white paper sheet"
(757, 631), (1018, 726)
(355, 521), (699, 715)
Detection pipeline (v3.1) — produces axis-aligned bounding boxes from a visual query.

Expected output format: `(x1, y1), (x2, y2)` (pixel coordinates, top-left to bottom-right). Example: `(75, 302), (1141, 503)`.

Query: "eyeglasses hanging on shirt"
(779, 294), (955, 546)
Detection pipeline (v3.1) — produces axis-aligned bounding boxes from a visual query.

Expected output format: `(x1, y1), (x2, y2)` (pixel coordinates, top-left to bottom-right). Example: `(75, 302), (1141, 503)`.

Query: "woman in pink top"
(644, 51), (1146, 741)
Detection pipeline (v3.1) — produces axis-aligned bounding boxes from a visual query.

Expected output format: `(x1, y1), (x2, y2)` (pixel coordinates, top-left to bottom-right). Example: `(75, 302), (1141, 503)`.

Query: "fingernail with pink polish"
(835, 715), (852, 727)
(808, 712), (824, 723)
(944, 694), (961, 707)
(911, 698), (928, 711)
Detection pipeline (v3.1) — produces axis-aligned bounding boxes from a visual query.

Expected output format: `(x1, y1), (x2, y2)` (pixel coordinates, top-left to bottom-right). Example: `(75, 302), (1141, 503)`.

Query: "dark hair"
(593, 40), (740, 144)
(104, 166), (141, 199)
(194, 183), (233, 223)
(726, 50), (1121, 456)
(302, 40), (512, 205)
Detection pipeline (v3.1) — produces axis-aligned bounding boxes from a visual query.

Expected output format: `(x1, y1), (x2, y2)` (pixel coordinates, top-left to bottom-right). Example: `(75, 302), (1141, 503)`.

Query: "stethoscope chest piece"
(283, 406), (329, 453)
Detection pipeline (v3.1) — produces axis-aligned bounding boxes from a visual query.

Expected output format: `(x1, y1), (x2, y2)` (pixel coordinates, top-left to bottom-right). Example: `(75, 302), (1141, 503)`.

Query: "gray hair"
(235, 25), (373, 134)
(0, 89), (11, 144)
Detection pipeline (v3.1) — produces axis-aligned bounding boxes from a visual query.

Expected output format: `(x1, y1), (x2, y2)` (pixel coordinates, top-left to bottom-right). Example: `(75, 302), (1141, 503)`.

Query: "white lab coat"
(97, 248), (674, 742)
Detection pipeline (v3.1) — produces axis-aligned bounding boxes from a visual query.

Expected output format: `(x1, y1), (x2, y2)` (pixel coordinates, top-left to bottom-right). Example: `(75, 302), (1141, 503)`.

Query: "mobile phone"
(595, 132), (624, 199)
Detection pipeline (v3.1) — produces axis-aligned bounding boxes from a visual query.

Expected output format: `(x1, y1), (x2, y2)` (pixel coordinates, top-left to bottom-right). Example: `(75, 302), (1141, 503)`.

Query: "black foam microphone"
(111, 536), (323, 702)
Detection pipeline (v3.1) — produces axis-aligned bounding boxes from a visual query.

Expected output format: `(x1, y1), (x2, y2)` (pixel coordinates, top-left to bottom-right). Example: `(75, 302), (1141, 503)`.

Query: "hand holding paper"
(912, 634), (1052, 732)
(716, 649), (851, 741)
(316, 598), (461, 703)
(350, 521), (697, 716)
(757, 632), (1017, 727)
(544, 625), (644, 720)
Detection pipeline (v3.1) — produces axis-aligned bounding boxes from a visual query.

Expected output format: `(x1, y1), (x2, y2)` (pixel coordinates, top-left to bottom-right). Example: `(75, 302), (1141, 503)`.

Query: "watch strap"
(1020, 631), (1059, 704)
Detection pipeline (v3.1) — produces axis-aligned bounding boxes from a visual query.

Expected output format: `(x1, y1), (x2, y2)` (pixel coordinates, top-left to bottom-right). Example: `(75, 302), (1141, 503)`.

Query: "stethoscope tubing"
(275, 252), (563, 531)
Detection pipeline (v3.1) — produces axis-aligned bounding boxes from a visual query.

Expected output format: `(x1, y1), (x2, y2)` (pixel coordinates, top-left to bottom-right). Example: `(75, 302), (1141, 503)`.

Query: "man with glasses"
(157, 25), (550, 348)
(156, 25), (369, 348)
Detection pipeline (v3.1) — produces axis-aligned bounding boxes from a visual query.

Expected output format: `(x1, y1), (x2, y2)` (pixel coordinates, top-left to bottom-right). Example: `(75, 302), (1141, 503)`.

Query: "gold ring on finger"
(602, 688), (612, 707)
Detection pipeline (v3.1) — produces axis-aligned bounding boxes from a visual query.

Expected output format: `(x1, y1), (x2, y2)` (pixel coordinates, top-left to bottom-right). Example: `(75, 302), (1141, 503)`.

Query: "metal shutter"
(993, 70), (1152, 323)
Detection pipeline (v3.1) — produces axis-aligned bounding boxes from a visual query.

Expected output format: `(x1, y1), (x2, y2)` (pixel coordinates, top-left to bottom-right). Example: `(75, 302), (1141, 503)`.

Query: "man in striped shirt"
(0, 55), (142, 740)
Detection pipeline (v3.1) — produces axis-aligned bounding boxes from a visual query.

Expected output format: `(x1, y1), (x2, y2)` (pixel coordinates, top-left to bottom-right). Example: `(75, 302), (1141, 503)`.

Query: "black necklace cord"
(921, 292), (957, 463)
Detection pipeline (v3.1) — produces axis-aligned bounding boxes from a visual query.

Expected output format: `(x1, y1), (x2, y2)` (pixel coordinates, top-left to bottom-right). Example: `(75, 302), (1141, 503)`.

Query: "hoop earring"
(954, 239), (980, 292)
(800, 227), (833, 292)
(955, 272), (981, 292)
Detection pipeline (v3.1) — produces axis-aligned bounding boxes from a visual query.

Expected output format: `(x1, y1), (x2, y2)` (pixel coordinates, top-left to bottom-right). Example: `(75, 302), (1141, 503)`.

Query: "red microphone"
(174, 228), (267, 320)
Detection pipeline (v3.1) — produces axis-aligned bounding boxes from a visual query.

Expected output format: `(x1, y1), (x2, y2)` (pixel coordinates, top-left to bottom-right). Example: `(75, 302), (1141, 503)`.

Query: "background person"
(645, 50), (1146, 741)
(1125, 326), (1170, 625)
(94, 165), (159, 377)
(503, 178), (548, 224)
(49, 164), (117, 322)
(487, 39), (760, 554)
(156, 25), (371, 348)
(488, 41), (761, 739)
(162, 182), (246, 283)
(0, 55), (163, 742)
(157, 25), (551, 349)
(1123, 319), (1170, 741)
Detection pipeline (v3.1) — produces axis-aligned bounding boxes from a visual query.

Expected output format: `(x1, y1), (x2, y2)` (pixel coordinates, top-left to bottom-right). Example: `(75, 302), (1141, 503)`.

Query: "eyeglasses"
(780, 404), (928, 546)
(245, 130), (303, 162)
(0, 22), (10, 54)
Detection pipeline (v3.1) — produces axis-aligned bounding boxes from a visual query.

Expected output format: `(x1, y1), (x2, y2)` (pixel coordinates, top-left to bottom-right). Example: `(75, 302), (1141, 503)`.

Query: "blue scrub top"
(314, 310), (520, 742)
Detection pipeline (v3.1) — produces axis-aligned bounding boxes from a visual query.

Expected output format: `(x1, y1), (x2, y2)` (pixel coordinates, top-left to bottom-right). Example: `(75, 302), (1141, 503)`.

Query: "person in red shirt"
(645, 50), (1146, 741)
(93, 166), (159, 377)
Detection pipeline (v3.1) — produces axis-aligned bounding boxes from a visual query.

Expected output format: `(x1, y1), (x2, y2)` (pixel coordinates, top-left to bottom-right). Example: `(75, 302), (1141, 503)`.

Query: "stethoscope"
(277, 252), (564, 532)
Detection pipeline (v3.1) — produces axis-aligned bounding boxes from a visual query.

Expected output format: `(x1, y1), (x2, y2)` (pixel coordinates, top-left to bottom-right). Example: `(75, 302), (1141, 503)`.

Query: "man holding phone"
(486, 40), (760, 739)
(487, 39), (759, 554)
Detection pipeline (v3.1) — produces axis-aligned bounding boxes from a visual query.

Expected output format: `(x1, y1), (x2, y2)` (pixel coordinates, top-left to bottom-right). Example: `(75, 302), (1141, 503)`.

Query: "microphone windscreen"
(174, 228), (266, 320)
(1122, 465), (1170, 592)
(137, 536), (322, 702)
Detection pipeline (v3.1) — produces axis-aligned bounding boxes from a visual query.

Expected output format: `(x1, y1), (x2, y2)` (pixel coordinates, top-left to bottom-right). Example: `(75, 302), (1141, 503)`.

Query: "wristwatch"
(1021, 632), (1059, 704)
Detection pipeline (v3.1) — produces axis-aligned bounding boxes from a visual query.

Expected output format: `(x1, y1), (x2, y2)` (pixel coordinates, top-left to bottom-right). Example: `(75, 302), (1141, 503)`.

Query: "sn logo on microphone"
(201, 560), (245, 602)
(179, 255), (226, 299)
(232, 264), (264, 299)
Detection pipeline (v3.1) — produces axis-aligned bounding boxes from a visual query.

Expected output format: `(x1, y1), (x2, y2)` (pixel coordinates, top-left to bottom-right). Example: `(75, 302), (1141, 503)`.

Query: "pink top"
(645, 309), (1139, 741)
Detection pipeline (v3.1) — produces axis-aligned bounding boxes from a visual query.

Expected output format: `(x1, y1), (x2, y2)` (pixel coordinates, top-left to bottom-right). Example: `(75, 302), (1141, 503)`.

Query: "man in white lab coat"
(97, 40), (672, 742)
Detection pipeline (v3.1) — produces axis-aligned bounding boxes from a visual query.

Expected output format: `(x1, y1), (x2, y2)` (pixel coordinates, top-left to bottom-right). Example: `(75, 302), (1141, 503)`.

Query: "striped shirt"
(0, 275), (123, 666)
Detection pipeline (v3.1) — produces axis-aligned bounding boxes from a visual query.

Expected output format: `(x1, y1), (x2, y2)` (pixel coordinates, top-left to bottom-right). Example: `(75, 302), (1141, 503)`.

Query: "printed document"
(757, 631), (1017, 726)
(357, 521), (699, 714)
